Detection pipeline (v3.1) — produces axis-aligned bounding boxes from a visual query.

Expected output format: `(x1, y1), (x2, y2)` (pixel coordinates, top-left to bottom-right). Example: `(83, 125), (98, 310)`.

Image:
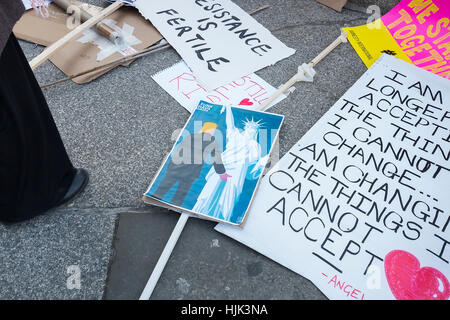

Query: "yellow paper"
(343, 20), (412, 68)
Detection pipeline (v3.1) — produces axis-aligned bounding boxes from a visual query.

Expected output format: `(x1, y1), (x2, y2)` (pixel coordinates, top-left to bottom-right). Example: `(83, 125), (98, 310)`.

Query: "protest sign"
(134, 0), (295, 89)
(343, 0), (450, 79)
(216, 54), (450, 300)
(152, 61), (286, 113)
(143, 101), (284, 226)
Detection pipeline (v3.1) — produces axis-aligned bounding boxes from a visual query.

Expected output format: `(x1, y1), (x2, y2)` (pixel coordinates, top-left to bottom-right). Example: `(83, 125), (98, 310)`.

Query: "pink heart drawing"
(384, 250), (450, 300)
(239, 98), (254, 106)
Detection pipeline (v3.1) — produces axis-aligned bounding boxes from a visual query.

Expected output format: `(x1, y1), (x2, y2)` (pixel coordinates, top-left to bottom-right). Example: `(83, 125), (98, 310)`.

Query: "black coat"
(0, 34), (75, 222)
(0, 0), (24, 55)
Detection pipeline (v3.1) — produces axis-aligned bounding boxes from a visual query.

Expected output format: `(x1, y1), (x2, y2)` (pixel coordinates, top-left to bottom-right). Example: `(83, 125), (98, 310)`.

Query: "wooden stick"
(29, 1), (124, 70)
(53, 0), (121, 43)
(256, 32), (348, 111)
(309, 33), (347, 68)
(256, 74), (298, 111)
(248, 4), (270, 15)
(139, 213), (189, 300)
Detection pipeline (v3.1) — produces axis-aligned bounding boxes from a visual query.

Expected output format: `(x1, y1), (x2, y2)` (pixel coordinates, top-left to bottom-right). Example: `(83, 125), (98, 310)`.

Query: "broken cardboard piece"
(316, 0), (348, 12)
(14, 1), (163, 84)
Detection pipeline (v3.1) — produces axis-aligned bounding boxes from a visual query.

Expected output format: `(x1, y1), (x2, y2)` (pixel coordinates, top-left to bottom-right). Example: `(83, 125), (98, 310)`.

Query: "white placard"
(216, 54), (450, 300)
(134, 0), (295, 90)
(152, 60), (286, 113)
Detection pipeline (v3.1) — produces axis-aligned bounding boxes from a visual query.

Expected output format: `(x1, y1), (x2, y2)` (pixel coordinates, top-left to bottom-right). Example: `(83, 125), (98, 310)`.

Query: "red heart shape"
(385, 250), (450, 300)
(239, 98), (254, 106)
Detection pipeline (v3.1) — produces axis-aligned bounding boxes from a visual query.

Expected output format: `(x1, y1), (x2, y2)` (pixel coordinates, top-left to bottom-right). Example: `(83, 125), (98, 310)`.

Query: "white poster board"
(134, 0), (295, 90)
(152, 61), (286, 113)
(216, 54), (450, 300)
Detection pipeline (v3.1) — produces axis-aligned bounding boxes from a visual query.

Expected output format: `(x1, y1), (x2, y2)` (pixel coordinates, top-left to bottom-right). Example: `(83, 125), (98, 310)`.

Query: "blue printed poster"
(143, 101), (284, 225)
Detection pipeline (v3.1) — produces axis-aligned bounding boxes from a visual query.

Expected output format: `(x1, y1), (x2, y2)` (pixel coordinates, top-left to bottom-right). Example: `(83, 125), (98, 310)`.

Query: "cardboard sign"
(343, 0), (450, 79)
(143, 101), (284, 226)
(14, 2), (163, 84)
(316, 0), (348, 12)
(134, 0), (295, 89)
(216, 54), (450, 300)
(152, 60), (286, 113)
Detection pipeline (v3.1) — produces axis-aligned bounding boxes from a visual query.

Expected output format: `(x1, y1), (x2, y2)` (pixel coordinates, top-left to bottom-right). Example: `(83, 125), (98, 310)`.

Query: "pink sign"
(382, 0), (450, 77)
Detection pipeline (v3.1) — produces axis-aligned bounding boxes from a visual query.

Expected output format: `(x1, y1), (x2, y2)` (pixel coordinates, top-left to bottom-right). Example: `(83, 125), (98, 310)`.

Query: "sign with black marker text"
(216, 54), (450, 300)
(134, 0), (295, 89)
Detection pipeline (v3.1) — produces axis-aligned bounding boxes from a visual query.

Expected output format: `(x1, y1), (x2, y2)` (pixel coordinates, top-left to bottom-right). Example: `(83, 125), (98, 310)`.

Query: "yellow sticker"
(343, 20), (412, 68)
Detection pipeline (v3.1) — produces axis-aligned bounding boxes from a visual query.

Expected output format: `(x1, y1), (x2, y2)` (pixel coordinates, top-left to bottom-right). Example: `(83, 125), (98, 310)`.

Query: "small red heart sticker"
(239, 98), (254, 106)
(385, 250), (450, 300)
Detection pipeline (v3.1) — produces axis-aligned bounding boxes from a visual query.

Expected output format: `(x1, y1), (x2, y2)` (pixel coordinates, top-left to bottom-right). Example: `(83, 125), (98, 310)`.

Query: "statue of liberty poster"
(143, 100), (284, 225)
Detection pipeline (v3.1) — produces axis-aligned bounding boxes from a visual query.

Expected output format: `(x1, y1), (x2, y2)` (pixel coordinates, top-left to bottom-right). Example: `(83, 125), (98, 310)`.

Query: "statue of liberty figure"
(192, 105), (269, 223)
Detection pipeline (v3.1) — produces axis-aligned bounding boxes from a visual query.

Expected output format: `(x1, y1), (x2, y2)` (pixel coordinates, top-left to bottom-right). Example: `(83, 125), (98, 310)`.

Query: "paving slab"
(0, 208), (117, 299)
(1, 0), (401, 300)
(105, 211), (326, 300)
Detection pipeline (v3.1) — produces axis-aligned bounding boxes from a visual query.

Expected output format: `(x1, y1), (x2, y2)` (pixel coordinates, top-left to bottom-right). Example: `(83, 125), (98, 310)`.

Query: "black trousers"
(0, 34), (75, 222)
(153, 175), (196, 207)
(152, 164), (200, 207)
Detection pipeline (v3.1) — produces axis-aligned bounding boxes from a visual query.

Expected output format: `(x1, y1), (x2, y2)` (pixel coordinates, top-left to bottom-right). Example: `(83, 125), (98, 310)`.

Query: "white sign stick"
(139, 212), (189, 300)
(256, 31), (348, 111)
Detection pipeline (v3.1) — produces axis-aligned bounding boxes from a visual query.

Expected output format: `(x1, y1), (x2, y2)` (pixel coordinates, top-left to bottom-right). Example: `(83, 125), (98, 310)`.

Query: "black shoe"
(55, 168), (89, 208)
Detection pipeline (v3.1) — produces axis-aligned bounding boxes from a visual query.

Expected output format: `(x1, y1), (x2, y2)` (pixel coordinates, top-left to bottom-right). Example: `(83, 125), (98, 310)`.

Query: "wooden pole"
(53, 0), (121, 44)
(256, 32), (348, 111)
(29, 1), (124, 70)
(256, 74), (298, 111)
(309, 33), (348, 68)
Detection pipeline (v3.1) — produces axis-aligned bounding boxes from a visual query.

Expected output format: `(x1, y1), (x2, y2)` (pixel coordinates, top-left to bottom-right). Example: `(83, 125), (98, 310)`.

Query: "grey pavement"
(0, 0), (400, 299)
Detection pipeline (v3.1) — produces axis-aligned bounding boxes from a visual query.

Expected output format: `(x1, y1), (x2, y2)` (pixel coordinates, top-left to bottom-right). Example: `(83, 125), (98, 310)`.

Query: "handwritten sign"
(152, 61), (286, 113)
(216, 54), (450, 300)
(343, 0), (450, 79)
(134, 0), (295, 89)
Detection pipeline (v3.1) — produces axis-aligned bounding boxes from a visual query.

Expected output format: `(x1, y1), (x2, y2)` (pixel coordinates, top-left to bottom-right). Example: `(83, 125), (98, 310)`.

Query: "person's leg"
(170, 178), (195, 207)
(0, 34), (86, 223)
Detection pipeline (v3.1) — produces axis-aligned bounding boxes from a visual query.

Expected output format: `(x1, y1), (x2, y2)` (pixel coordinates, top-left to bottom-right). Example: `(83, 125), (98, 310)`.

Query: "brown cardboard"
(14, 1), (163, 83)
(14, 1), (99, 46)
(316, 0), (348, 12)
